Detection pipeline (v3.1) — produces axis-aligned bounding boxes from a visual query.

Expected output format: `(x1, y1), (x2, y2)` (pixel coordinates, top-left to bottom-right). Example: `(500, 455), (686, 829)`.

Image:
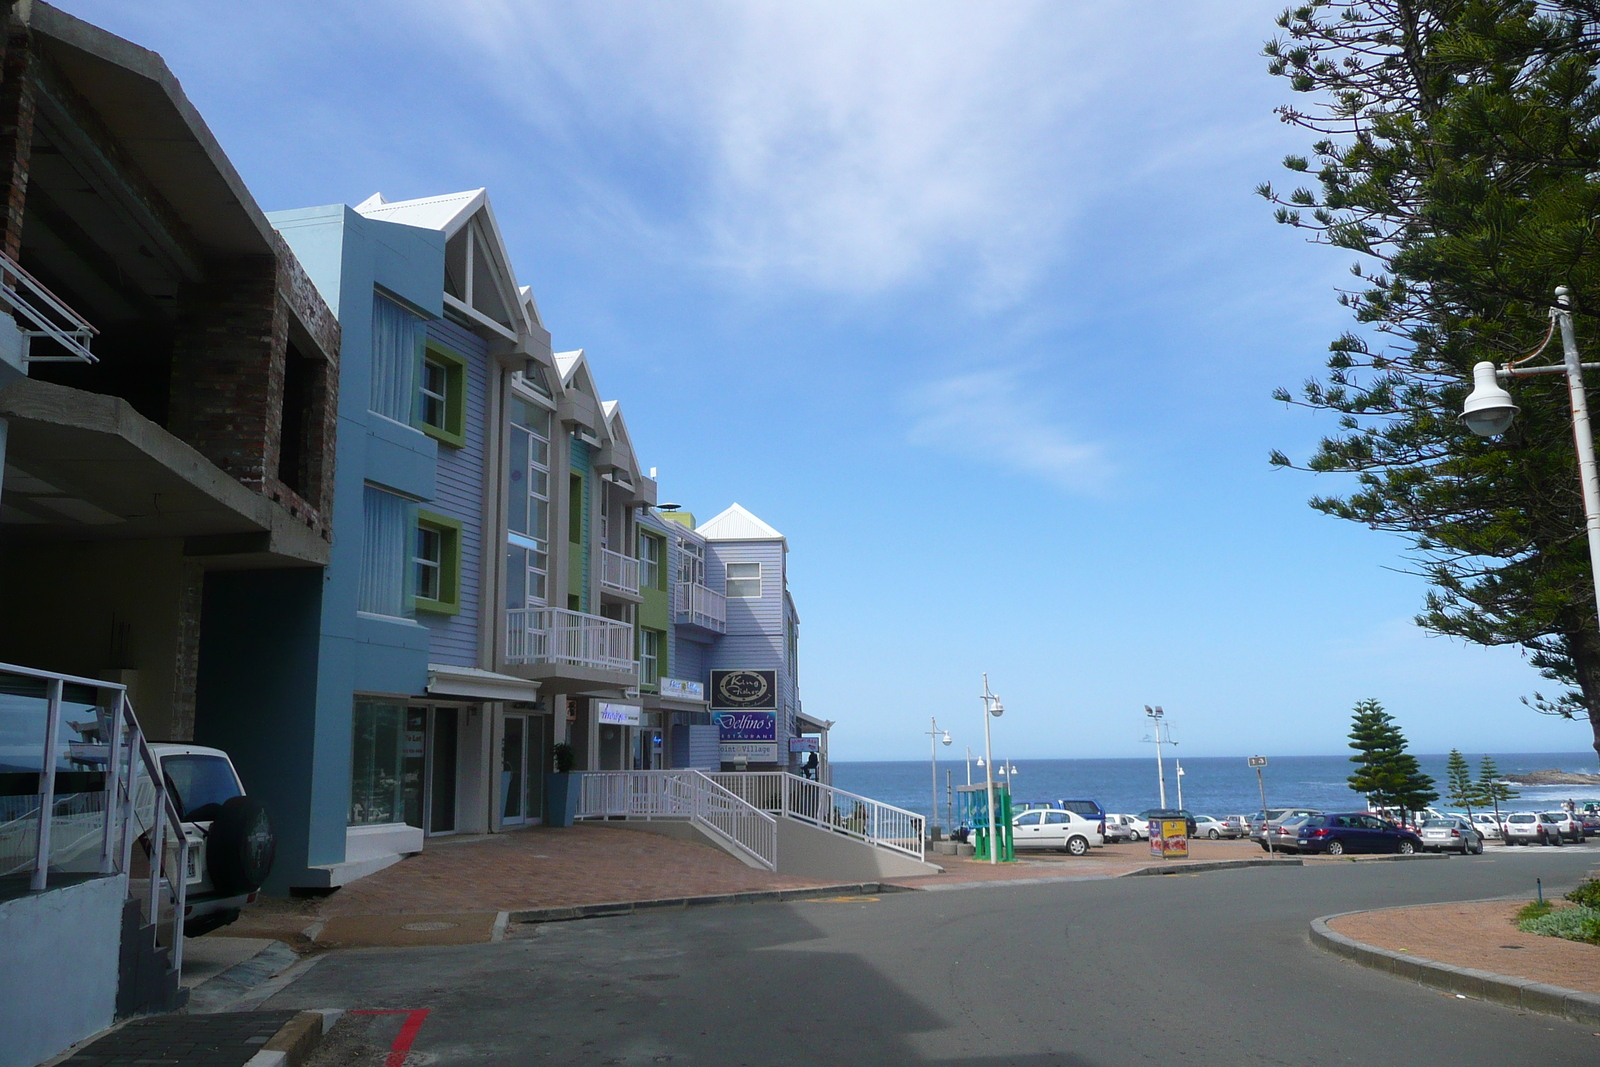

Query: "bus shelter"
(956, 783), (1014, 862)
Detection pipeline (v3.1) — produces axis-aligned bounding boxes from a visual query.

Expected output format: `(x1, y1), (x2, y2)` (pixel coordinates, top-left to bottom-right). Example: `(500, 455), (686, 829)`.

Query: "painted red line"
(349, 1008), (431, 1067)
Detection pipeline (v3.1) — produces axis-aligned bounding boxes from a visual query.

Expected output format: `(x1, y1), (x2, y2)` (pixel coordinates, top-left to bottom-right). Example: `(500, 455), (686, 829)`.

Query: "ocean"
(830, 751), (1600, 828)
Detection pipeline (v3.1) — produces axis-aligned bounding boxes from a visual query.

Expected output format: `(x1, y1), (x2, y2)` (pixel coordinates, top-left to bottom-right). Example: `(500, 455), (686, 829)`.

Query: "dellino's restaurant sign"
(711, 711), (776, 741)
(710, 669), (777, 710)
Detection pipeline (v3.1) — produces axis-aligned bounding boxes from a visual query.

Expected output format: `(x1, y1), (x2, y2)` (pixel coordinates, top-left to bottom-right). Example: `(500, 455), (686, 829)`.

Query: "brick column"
(0, 13), (36, 262)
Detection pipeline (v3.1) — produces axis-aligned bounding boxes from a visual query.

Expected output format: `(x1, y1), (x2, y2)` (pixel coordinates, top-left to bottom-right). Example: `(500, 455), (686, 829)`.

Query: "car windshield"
(1508, 814), (1535, 823)
(162, 754), (242, 821)
(1421, 819), (1454, 828)
(1538, 813), (1563, 823)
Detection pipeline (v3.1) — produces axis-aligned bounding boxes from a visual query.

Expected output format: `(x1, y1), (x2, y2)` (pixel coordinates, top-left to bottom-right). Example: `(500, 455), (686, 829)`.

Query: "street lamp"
(965, 746), (977, 786)
(1461, 287), (1600, 627)
(981, 674), (1004, 865)
(926, 718), (951, 839)
(1144, 705), (1168, 808)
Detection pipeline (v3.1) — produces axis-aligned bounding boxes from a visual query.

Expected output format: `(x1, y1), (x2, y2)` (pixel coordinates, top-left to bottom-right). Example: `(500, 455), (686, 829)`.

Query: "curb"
(1126, 858), (1304, 877)
(187, 940), (301, 1014)
(508, 882), (906, 923)
(1309, 910), (1600, 1026)
(243, 1010), (330, 1067)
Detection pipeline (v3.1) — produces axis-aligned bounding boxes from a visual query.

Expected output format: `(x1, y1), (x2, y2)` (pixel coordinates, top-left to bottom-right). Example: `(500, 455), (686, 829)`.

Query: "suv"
(1543, 811), (1586, 843)
(1502, 811), (1560, 846)
(1137, 808), (1198, 837)
(1058, 799), (1107, 824)
(136, 745), (276, 936)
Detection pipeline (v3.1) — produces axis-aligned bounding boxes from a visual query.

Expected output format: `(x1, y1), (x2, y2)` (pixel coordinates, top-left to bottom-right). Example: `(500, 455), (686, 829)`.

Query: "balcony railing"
(599, 547), (641, 596)
(506, 607), (638, 674)
(0, 248), (98, 364)
(675, 582), (726, 633)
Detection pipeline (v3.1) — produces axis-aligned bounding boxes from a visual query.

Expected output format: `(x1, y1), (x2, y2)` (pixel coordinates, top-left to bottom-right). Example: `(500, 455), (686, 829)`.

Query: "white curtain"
(360, 485), (410, 616)
(370, 293), (420, 422)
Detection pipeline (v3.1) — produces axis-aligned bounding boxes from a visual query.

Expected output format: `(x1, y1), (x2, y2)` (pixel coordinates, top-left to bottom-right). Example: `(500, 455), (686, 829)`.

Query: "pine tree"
(1348, 698), (1438, 821)
(1446, 748), (1478, 815)
(1476, 754), (1520, 831)
(1262, 1), (1600, 767)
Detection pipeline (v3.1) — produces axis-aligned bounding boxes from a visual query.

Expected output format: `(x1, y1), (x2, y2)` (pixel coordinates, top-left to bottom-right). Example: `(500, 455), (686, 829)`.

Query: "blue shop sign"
(713, 710), (776, 742)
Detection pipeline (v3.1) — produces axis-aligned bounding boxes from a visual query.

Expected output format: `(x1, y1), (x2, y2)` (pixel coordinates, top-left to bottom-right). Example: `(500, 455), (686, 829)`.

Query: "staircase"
(0, 664), (189, 1067)
(577, 770), (942, 879)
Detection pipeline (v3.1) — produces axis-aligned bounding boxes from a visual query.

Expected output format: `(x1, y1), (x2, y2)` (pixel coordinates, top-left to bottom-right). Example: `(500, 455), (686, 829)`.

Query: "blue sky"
(65, 1), (1600, 762)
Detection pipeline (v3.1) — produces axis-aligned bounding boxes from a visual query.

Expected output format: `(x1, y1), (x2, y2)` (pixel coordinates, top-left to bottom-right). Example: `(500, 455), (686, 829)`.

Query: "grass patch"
(1517, 902), (1600, 946)
(1516, 899), (1554, 923)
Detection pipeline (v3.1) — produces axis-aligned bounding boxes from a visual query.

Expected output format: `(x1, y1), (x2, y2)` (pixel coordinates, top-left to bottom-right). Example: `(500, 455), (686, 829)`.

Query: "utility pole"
(1145, 705), (1167, 808)
(981, 675), (1004, 865)
(1175, 757), (1185, 810)
(926, 717), (950, 838)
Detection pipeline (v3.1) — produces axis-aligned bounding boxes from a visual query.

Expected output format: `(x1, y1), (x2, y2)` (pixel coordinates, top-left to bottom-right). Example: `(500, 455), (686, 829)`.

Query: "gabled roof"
(355, 188), (530, 339)
(600, 400), (638, 476)
(697, 503), (785, 543)
(554, 350), (598, 398)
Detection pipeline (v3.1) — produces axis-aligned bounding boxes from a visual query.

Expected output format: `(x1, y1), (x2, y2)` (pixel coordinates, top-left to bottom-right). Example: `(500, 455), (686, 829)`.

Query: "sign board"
(1149, 817), (1189, 859)
(1248, 756), (1268, 768)
(709, 669), (778, 710)
(720, 742), (778, 762)
(788, 737), (820, 754)
(659, 678), (705, 701)
(404, 730), (425, 759)
(712, 710), (776, 742)
(597, 702), (641, 726)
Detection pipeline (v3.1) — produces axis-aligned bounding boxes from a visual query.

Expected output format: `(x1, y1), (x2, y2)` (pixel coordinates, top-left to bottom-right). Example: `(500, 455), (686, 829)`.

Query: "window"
(569, 474), (584, 543)
(350, 702), (426, 827)
(415, 511), (463, 615)
(370, 293), (424, 423)
(507, 398), (552, 609)
(416, 346), (467, 447)
(639, 629), (661, 686)
(726, 562), (761, 598)
(676, 537), (704, 586)
(640, 534), (662, 589)
(360, 485), (412, 617)
(1015, 811), (1043, 826)
(1044, 812), (1069, 825)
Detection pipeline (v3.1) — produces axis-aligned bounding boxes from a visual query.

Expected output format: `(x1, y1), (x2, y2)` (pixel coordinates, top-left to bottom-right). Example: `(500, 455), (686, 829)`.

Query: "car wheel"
(1398, 840), (1416, 855)
(1327, 840), (1345, 856)
(1066, 835), (1089, 857)
(1207, 829), (1219, 840)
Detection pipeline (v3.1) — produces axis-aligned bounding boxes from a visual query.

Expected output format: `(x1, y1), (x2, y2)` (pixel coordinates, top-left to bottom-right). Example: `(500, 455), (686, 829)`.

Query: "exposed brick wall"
(0, 14), (36, 263)
(166, 237), (341, 541)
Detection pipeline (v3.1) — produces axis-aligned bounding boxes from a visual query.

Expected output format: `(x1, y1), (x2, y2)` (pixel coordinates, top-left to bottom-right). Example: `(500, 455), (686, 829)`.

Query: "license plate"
(185, 848), (199, 882)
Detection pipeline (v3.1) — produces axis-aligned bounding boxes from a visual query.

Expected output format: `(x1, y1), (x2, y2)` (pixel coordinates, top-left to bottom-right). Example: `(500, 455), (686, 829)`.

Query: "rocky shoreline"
(1503, 769), (1600, 787)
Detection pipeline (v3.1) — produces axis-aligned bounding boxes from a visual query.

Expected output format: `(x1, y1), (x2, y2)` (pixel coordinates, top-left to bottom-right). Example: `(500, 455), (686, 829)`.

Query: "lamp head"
(990, 699), (1004, 718)
(1461, 361), (1518, 437)
(941, 732), (952, 746)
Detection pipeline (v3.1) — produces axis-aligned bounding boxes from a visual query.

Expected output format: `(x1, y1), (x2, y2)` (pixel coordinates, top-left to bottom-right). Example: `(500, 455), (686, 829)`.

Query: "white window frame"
(639, 628), (660, 685)
(640, 533), (661, 589)
(506, 392), (553, 609)
(725, 562), (761, 599)
(419, 356), (448, 429)
(414, 524), (443, 602)
(676, 536), (704, 586)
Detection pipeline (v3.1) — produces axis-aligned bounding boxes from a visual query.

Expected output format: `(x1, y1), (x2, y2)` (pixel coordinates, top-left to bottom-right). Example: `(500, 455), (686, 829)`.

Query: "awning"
(427, 665), (542, 703)
(796, 712), (834, 734)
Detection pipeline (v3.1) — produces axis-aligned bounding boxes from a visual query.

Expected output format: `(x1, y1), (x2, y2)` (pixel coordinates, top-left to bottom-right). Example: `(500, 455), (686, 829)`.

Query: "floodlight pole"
(981, 675), (1001, 865)
(1146, 706), (1167, 808)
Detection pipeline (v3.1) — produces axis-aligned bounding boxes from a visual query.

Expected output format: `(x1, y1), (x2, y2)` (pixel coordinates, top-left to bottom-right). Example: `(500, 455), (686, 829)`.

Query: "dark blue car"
(1297, 812), (1422, 855)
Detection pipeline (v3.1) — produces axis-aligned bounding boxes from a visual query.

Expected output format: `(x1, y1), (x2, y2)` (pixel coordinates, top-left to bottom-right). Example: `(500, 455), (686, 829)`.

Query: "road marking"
(350, 1008), (431, 1067)
(805, 895), (881, 904)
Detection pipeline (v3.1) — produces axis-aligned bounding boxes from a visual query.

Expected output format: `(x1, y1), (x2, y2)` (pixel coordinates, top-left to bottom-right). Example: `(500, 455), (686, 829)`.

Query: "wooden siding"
(419, 319), (487, 667)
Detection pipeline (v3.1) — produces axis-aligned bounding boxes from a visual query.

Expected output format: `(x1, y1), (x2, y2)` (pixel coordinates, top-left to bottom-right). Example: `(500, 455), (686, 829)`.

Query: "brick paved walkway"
(1329, 899), (1600, 995)
(58, 1012), (295, 1067)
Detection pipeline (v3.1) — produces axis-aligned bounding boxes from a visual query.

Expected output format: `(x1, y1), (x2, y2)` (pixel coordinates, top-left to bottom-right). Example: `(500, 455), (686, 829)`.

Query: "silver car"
(1252, 808), (1323, 851)
(1419, 817), (1483, 854)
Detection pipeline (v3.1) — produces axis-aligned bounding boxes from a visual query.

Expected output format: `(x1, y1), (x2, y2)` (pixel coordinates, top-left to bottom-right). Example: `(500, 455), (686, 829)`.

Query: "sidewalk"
(1326, 899), (1600, 995)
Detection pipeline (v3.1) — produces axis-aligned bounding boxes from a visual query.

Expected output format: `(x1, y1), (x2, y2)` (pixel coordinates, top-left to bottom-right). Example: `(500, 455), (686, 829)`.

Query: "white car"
(135, 744), (276, 936)
(1501, 811), (1561, 845)
(1102, 813), (1140, 843)
(1462, 813), (1503, 840)
(1542, 811), (1586, 843)
(1011, 809), (1104, 856)
(1115, 813), (1147, 841)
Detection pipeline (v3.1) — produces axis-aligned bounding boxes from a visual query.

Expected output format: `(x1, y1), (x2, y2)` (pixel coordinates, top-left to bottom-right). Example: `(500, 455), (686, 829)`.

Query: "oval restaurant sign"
(709, 669), (777, 710)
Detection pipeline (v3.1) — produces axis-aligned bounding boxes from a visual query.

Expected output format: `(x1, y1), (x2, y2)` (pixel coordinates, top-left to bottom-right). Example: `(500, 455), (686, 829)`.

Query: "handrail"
(599, 547), (641, 596)
(708, 771), (925, 862)
(576, 770), (777, 871)
(674, 582), (726, 632)
(1, 662), (186, 974)
(0, 248), (98, 364)
(505, 607), (638, 673)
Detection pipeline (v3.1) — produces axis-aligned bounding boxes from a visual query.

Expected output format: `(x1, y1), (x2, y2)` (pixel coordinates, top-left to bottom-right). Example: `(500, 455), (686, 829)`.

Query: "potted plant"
(544, 742), (581, 826)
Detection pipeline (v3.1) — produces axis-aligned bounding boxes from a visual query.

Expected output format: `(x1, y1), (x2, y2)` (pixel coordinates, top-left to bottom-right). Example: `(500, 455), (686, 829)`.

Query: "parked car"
(1464, 813), (1503, 841)
(1250, 808), (1322, 849)
(1192, 815), (1228, 840)
(1010, 809), (1103, 855)
(1101, 813), (1138, 844)
(1264, 815), (1315, 854)
(1221, 815), (1250, 838)
(1542, 811), (1586, 843)
(1579, 809), (1600, 836)
(1058, 799), (1107, 824)
(1116, 814), (1148, 841)
(136, 744), (275, 937)
(1295, 813), (1424, 855)
(1419, 817), (1484, 854)
(1502, 812), (1559, 845)
(1137, 808), (1198, 836)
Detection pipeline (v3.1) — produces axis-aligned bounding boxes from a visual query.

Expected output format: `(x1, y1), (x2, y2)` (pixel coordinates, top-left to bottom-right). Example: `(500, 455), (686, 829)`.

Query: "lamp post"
(1145, 705), (1168, 808)
(981, 674), (1004, 865)
(927, 717), (951, 838)
(1175, 757), (1185, 810)
(965, 746), (976, 786)
(1462, 286), (1600, 628)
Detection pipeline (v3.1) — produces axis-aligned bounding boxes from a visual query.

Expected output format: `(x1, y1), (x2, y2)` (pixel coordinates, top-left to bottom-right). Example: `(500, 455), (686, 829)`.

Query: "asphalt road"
(273, 846), (1600, 1066)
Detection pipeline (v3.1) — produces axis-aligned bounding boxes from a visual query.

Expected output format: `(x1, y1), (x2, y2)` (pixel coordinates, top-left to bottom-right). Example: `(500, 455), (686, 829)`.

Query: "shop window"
(414, 510), (463, 615)
(350, 702), (426, 828)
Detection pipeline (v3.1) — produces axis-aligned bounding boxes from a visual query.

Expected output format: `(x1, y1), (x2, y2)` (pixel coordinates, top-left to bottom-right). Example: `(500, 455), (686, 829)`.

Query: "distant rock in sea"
(1502, 769), (1600, 786)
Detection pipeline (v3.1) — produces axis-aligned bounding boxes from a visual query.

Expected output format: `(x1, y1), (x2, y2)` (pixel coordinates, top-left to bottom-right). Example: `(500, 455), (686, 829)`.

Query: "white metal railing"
(674, 582), (726, 633)
(709, 771), (925, 862)
(505, 607), (638, 674)
(577, 770), (777, 870)
(0, 663), (187, 972)
(599, 547), (641, 596)
(0, 249), (97, 364)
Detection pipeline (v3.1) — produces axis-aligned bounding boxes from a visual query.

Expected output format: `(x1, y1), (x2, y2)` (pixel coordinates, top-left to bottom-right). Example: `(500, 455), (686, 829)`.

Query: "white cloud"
(404, 1), (1265, 302)
(901, 368), (1108, 491)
